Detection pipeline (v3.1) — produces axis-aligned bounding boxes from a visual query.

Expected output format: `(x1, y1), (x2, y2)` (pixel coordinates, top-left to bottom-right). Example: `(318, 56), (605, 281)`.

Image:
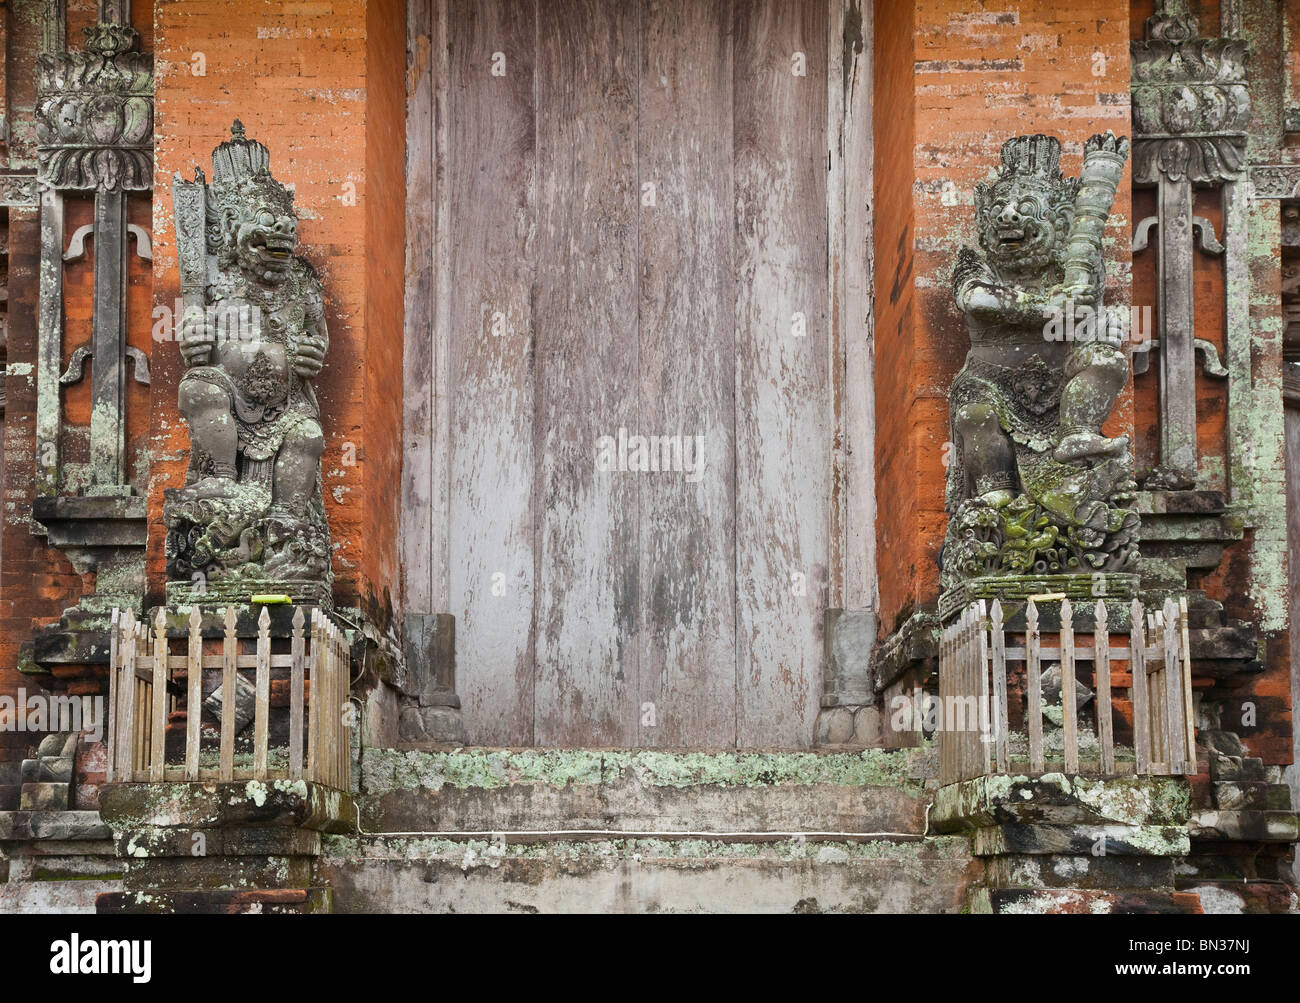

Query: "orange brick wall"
(874, 0), (1133, 635)
(872, 0), (918, 636)
(147, 0), (406, 622)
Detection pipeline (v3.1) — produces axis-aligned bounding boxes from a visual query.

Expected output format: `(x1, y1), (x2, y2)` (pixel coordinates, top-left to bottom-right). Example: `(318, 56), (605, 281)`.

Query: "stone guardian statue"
(942, 133), (1138, 602)
(165, 121), (333, 605)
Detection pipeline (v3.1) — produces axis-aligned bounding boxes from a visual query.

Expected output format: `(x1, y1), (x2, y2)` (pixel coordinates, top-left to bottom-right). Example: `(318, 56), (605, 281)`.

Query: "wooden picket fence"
(106, 606), (351, 790)
(939, 597), (1196, 785)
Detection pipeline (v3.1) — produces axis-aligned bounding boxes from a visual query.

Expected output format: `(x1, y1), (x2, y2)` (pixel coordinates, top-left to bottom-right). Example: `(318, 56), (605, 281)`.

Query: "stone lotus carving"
(942, 133), (1139, 593)
(165, 122), (333, 605)
(1131, 6), (1249, 185)
(35, 22), (153, 191)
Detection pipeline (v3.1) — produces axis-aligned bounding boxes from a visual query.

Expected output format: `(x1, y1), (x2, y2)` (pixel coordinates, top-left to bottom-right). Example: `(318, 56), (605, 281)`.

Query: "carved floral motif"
(35, 23), (153, 191)
(1130, 7), (1249, 185)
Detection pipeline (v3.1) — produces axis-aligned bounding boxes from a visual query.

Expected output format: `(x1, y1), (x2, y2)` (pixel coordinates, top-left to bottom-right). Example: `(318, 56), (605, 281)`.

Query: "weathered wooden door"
(403, 0), (872, 748)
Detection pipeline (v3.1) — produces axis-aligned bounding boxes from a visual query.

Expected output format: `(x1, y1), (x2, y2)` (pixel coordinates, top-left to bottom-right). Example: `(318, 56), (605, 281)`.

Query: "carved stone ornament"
(1130, 5), (1250, 185)
(942, 133), (1139, 599)
(35, 22), (153, 191)
(1250, 164), (1300, 200)
(165, 121), (334, 606)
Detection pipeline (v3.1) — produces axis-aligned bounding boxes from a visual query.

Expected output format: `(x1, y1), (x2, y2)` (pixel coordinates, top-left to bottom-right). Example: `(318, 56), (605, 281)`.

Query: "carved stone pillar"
(1130, 0), (1246, 490)
(27, 0), (153, 666)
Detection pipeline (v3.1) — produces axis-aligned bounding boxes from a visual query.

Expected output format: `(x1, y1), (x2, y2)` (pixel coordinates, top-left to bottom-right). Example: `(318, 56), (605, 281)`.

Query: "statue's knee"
(955, 402), (997, 434)
(285, 419), (325, 458)
(178, 379), (228, 419)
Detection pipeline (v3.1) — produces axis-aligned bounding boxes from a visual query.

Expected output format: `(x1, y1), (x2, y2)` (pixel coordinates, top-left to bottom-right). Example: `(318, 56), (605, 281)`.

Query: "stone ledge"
(1188, 809), (1300, 843)
(971, 887), (1204, 915)
(99, 781), (355, 834)
(360, 747), (935, 797)
(930, 773), (1192, 832)
(97, 886), (331, 915)
(0, 811), (110, 841)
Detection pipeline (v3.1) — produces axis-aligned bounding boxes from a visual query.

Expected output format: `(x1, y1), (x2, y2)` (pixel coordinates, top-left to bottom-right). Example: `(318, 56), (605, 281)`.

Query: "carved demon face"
(976, 176), (1072, 276)
(222, 179), (297, 286)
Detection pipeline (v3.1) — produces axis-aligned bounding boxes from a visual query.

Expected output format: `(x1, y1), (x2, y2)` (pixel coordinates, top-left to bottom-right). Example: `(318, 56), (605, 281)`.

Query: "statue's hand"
(1064, 283), (1099, 308)
(178, 310), (213, 367)
(293, 336), (326, 378)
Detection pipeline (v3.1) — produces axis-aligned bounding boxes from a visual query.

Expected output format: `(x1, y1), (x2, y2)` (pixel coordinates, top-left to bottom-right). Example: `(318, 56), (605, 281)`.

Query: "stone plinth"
(931, 771), (1199, 914)
(96, 780), (354, 915)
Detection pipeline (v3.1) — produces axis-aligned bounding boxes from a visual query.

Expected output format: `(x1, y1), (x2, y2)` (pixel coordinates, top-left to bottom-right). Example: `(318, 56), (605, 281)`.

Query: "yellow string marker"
(251, 594), (292, 605)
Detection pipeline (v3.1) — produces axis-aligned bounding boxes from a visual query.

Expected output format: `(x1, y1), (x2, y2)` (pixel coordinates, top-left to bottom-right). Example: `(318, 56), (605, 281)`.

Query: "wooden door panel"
(733, 0), (830, 746)
(447, 0), (538, 746)
(635, 0), (738, 747)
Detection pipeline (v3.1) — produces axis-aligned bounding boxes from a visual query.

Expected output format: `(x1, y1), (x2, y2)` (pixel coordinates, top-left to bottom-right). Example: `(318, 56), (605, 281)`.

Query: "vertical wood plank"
(1131, 599), (1151, 774)
(534, 0), (642, 746)
(220, 606), (237, 782)
(838, 0), (876, 613)
(1061, 598), (1077, 774)
(253, 607), (270, 780)
(963, 606), (976, 780)
(290, 607), (306, 779)
(976, 600), (991, 776)
(149, 608), (168, 782)
(185, 608), (202, 781)
(447, 0), (538, 745)
(940, 620), (952, 785)
(1027, 599), (1043, 772)
(636, 0), (737, 747)
(135, 623), (148, 777)
(402, 0), (436, 613)
(990, 599), (1007, 773)
(1179, 596), (1197, 773)
(322, 622), (334, 788)
(119, 611), (135, 780)
(338, 623), (349, 789)
(1095, 600), (1114, 775)
(1149, 610), (1167, 772)
(107, 609), (119, 784)
(308, 610), (322, 782)
(734, 0), (830, 747)
(1162, 597), (1186, 775)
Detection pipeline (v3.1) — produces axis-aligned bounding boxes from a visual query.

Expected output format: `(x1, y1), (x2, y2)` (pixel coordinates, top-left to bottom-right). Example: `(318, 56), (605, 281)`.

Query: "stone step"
(1178, 880), (1299, 915)
(317, 835), (976, 914)
(0, 785), (19, 811)
(360, 746), (935, 838)
(972, 887), (1205, 915)
(18, 782), (70, 812)
(97, 887), (332, 914)
(0, 843), (124, 915)
(1212, 781), (1294, 812)
(329, 746), (976, 912)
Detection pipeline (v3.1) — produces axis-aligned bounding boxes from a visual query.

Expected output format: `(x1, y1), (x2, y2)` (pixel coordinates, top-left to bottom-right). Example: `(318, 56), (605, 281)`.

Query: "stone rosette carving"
(165, 122), (333, 605)
(942, 133), (1139, 595)
(35, 22), (153, 191)
(1130, 6), (1249, 185)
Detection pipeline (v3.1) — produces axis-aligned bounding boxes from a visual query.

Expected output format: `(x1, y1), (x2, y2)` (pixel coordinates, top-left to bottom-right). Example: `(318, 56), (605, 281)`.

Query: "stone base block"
(97, 887), (331, 914)
(971, 887), (1204, 915)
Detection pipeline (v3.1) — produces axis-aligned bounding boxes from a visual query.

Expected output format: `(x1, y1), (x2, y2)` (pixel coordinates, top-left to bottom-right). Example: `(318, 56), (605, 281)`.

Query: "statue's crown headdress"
(995, 134), (1066, 186)
(212, 120), (271, 186)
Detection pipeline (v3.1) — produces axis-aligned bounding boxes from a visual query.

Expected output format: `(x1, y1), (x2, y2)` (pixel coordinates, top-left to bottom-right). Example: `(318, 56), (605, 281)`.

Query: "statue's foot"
(976, 488), (1015, 507)
(1054, 431), (1128, 464)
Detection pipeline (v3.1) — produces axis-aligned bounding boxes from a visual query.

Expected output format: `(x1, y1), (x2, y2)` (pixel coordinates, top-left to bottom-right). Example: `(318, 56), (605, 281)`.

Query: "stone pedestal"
(813, 609), (883, 748)
(931, 772), (1201, 914)
(96, 780), (354, 914)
